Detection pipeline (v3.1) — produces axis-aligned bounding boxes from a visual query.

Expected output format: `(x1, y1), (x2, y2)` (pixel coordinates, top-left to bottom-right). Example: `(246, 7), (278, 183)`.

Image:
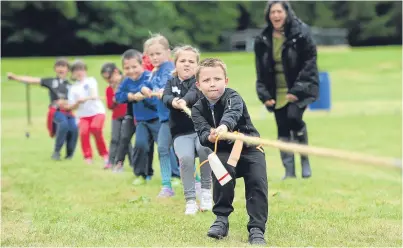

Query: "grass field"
(1, 46), (402, 247)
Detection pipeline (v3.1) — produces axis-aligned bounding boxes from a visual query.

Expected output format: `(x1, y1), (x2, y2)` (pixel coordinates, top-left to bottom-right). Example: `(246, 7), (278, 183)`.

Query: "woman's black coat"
(254, 3), (319, 110)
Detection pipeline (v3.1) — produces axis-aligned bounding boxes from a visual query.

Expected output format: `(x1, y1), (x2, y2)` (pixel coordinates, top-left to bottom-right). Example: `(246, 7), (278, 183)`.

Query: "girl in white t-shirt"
(65, 60), (109, 165)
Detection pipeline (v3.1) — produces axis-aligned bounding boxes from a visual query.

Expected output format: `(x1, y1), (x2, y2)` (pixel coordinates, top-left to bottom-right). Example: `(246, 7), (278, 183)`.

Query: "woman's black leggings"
(273, 103), (306, 138)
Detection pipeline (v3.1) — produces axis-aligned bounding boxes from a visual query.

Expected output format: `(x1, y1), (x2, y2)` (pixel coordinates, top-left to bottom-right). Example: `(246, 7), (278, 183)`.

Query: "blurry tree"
(74, 1), (190, 49)
(1, 1), (401, 56)
(2, 1), (77, 44)
(173, 1), (240, 50)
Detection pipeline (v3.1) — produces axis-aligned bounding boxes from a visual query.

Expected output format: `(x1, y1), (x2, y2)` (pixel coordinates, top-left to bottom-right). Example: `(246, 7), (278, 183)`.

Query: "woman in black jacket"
(254, 0), (319, 179)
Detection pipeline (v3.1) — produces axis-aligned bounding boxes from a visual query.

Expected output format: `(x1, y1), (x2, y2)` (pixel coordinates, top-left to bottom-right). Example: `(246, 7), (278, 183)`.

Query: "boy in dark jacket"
(191, 58), (268, 245)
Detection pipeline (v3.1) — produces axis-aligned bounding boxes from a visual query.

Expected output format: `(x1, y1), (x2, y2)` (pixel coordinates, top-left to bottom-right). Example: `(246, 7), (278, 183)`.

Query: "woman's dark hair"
(264, 0), (298, 34)
(121, 49), (143, 65)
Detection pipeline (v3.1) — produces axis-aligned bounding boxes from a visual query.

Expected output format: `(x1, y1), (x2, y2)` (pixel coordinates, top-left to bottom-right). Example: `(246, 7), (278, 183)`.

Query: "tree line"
(1, 1), (401, 57)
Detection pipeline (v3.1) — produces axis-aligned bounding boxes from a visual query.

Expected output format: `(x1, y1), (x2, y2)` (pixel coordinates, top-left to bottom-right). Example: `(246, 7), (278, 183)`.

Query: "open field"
(1, 45), (402, 246)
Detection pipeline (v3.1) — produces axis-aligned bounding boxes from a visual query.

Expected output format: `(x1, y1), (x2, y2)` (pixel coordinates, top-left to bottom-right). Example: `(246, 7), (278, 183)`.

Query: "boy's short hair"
(54, 57), (70, 69)
(195, 58), (227, 81)
(121, 49), (143, 65)
(70, 59), (87, 72)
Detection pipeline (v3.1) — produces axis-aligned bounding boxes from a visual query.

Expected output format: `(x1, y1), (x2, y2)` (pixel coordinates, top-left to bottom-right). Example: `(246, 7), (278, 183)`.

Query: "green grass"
(1, 45), (402, 247)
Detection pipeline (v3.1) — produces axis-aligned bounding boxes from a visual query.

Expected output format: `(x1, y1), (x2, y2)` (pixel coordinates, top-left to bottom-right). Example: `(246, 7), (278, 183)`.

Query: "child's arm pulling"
(219, 91), (244, 132)
(192, 104), (214, 146)
(162, 78), (178, 109)
(153, 67), (173, 99)
(115, 78), (131, 104)
(181, 83), (201, 107)
(60, 89), (86, 111)
(86, 78), (100, 101)
(106, 87), (117, 110)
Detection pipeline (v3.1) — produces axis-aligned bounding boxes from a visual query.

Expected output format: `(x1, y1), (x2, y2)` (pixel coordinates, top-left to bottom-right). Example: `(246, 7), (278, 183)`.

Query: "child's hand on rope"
(171, 97), (181, 109)
(127, 93), (135, 101)
(133, 92), (145, 101)
(156, 89), (164, 99)
(208, 125), (228, 143)
(208, 128), (217, 143)
(128, 92), (144, 101)
(215, 125), (228, 137)
(141, 87), (153, 98)
(177, 99), (187, 109)
(76, 98), (87, 104)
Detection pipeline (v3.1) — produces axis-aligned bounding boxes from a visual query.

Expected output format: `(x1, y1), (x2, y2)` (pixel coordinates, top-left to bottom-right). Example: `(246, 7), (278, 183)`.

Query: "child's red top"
(142, 55), (154, 71)
(106, 86), (127, 120)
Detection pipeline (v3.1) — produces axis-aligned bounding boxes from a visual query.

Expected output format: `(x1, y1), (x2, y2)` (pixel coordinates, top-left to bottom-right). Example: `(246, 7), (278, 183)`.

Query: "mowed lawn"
(1, 46), (402, 247)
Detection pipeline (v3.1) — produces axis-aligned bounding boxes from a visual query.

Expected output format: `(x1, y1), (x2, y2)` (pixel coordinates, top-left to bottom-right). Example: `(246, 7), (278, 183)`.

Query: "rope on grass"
(180, 106), (402, 170)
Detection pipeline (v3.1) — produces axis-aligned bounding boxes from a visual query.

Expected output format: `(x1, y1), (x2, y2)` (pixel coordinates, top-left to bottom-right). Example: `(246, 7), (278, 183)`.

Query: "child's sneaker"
(185, 200), (199, 215)
(146, 175), (152, 181)
(85, 158), (93, 165)
(112, 162), (123, 173)
(195, 181), (202, 200)
(104, 163), (112, 170)
(51, 152), (61, 161)
(157, 187), (175, 198)
(200, 188), (213, 211)
(132, 176), (146, 186)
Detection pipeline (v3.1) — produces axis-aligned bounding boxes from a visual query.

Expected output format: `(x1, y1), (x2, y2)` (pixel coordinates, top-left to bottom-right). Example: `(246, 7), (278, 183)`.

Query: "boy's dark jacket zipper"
(192, 88), (260, 152)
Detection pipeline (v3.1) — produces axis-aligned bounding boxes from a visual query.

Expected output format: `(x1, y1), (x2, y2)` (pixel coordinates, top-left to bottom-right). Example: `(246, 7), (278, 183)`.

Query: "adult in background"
(254, 1), (319, 179)
(7, 58), (78, 161)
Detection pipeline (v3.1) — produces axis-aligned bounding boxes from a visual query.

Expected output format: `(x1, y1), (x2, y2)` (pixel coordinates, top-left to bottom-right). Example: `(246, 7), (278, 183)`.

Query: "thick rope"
(180, 106), (402, 170)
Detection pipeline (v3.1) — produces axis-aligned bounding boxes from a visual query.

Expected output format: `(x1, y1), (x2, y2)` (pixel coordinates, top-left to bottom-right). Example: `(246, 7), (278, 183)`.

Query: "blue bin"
(309, 71), (331, 111)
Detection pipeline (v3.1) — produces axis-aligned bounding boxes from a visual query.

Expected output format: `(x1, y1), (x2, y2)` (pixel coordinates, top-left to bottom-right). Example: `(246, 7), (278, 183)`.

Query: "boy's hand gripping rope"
(194, 131), (263, 177)
(179, 106), (402, 172)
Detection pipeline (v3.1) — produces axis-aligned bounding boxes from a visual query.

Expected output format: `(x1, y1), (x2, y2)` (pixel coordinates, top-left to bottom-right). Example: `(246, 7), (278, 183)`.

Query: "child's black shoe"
(207, 216), (229, 239)
(248, 227), (266, 245)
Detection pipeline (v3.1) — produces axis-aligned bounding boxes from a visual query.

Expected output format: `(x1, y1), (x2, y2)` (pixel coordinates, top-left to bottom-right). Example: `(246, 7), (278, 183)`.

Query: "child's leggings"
(78, 114), (108, 159)
(157, 121), (175, 188)
(108, 117), (126, 165)
(173, 132), (212, 201)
